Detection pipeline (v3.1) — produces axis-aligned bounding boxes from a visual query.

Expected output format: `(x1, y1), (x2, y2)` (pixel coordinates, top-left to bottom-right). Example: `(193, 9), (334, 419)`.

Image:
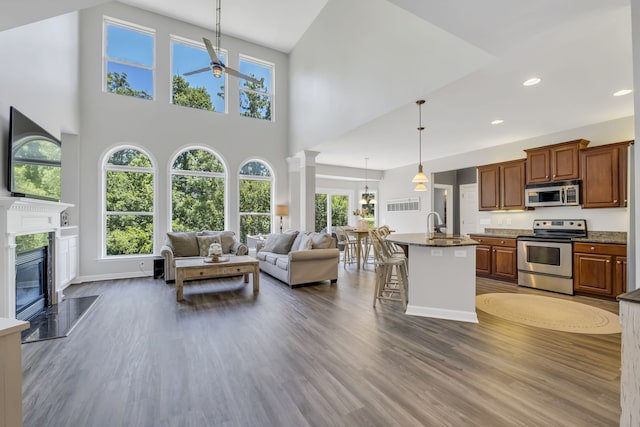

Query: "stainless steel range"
(517, 219), (587, 295)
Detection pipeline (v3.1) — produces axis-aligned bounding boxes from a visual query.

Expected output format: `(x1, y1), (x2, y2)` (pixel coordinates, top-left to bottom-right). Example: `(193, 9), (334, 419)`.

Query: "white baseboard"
(405, 305), (478, 323)
(74, 271), (152, 284)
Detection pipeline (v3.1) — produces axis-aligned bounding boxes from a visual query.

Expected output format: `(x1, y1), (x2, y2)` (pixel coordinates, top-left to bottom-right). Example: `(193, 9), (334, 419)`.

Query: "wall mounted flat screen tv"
(8, 107), (62, 201)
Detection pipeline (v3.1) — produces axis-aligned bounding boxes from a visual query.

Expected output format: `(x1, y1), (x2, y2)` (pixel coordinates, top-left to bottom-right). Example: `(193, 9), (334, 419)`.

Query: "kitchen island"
(387, 233), (479, 323)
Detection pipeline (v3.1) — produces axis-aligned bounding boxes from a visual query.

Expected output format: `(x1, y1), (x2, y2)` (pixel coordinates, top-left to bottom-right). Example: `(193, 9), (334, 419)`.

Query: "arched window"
(238, 160), (273, 243)
(103, 147), (155, 256)
(171, 148), (226, 231)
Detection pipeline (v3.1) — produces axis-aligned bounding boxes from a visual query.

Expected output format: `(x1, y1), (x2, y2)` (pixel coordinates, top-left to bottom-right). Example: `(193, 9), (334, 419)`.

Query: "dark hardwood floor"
(21, 267), (621, 427)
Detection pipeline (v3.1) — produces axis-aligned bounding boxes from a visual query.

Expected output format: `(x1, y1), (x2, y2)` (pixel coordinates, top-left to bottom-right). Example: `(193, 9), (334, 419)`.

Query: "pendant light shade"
(412, 99), (429, 187)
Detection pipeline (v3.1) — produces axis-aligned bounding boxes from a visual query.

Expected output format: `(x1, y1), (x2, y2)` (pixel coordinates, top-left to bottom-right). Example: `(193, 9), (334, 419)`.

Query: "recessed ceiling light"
(491, 119), (504, 125)
(523, 77), (541, 86)
(613, 89), (633, 97)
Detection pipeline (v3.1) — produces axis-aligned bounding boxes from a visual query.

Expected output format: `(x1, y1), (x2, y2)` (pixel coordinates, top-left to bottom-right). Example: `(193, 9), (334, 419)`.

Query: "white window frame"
(169, 146), (228, 232)
(316, 188), (353, 232)
(101, 145), (157, 259)
(238, 159), (275, 239)
(169, 35), (228, 114)
(103, 16), (156, 99)
(239, 54), (275, 122)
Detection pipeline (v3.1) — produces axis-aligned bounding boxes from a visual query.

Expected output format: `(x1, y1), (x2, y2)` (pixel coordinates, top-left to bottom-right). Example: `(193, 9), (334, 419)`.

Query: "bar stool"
(369, 228), (408, 309)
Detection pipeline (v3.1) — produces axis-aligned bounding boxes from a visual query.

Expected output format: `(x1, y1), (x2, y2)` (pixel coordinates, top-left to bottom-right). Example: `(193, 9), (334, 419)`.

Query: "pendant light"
(412, 99), (428, 191)
(359, 157), (377, 204)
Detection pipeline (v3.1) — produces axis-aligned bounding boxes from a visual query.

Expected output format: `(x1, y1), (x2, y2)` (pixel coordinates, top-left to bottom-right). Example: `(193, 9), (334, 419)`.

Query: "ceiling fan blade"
(183, 66), (211, 76)
(203, 37), (221, 63)
(225, 67), (261, 84)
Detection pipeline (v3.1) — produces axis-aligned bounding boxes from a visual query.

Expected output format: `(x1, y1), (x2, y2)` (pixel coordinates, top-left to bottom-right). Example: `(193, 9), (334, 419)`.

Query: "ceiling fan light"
(412, 164), (429, 183)
(212, 65), (223, 78)
(414, 182), (428, 192)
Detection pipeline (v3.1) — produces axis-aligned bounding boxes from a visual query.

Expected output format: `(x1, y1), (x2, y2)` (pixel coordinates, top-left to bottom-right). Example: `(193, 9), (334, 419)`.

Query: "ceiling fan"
(183, 0), (260, 84)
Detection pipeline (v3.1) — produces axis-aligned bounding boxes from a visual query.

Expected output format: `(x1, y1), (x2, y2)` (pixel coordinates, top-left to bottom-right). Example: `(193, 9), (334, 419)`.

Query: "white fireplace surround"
(0, 197), (73, 319)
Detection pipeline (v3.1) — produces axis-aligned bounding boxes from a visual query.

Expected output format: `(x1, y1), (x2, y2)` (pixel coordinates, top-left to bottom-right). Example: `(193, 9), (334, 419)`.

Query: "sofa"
(256, 230), (340, 287)
(160, 230), (248, 283)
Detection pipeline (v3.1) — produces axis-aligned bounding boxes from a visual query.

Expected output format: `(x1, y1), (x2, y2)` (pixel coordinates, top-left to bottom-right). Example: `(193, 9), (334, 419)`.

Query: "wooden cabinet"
(525, 139), (589, 184)
(469, 235), (518, 282)
(573, 242), (626, 298)
(477, 159), (526, 211)
(580, 141), (631, 208)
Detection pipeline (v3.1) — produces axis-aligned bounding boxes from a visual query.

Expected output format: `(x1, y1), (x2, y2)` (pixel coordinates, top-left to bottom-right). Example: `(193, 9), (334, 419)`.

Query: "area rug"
(21, 295), (100, 343)
(476, 293), (621, 334)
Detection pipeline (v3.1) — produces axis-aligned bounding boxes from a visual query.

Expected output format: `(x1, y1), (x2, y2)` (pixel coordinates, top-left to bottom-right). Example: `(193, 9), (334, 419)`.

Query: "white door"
(460, 183), (478, 236)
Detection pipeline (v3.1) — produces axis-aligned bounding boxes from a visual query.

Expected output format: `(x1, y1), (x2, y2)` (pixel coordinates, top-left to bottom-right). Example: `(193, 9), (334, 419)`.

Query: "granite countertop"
(618, 288), (640, 304)
(387, 233), (478, 247)
(471, 228), (627, 244)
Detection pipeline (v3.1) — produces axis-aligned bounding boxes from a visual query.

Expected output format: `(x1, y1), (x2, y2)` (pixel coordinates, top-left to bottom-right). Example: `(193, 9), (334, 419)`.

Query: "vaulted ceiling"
(2, 0), (634, 171)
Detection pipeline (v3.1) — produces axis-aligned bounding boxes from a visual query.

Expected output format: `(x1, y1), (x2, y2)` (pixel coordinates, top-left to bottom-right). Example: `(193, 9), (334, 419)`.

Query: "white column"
(286, 156), (301, 231)
(291, 150), (319, 232)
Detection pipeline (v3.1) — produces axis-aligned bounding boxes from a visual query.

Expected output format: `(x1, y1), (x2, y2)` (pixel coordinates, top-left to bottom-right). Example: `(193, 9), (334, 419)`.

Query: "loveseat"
(160, 231), (248, 283)
(256, 230), (340, 287)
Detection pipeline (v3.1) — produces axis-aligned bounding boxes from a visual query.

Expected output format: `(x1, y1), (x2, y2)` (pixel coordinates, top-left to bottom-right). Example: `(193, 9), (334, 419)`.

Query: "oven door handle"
(561, 188), (565, 204)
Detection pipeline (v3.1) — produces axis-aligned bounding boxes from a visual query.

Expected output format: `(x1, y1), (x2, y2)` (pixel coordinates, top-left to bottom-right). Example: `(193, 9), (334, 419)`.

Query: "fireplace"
(0, 197), (72, 319)
(15, 235), (54, 320)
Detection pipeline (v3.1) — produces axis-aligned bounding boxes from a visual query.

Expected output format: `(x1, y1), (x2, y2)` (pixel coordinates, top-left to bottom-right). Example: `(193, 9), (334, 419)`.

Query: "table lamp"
(276, 205), (289, 233)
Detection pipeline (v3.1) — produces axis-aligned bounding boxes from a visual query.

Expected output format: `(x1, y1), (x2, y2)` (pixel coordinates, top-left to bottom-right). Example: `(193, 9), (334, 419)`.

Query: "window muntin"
(239, 55), (273, 121)
(104, 147), (154, 256)
(104, 18), (155, 100)
(171, 37), (227, 113)
(239, 160), (273, 243)
(171, 148), (226, 232)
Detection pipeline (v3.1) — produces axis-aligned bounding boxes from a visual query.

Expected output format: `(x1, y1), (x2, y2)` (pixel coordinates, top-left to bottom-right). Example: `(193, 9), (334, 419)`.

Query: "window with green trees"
(171, 37), (226, 112)
(171, 148), (226, 232)
(315, 192), (350, 232)
(239, 55), (273, 121)
(104, 18), (155, 100)
(104, 147), (154, 256)
(239, 160), (272, 243)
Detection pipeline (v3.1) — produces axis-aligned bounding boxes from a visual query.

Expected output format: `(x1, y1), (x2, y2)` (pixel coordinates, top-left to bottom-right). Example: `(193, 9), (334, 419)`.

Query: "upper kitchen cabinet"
(580, 140), (632, 208)
(525, 139), (589, 184)
(478, 159), (526, 211)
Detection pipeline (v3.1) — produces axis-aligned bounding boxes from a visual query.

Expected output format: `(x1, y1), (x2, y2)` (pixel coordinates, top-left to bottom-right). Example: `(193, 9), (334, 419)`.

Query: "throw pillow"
(290, 231), (306, 252)
(196, 235), (221, 256)
(166, 232), (199, 257)
(218, 231), (236, 254)
(262, 232), (299, 254)
(310, 232), (333, 249)
(298, 234), (313, 251)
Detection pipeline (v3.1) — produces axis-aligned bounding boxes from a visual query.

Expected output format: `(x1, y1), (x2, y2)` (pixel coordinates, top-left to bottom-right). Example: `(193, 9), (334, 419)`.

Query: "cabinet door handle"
(606, 260), (610, 263)
(500, 240), (504, 244)
(614, 199), (618, 203)
(590, 247), (595, 251)
(617, 261), (621, 264)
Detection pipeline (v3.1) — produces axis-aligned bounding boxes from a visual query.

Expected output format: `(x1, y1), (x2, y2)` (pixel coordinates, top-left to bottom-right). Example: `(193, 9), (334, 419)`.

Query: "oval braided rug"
(476, 293), (621, 334)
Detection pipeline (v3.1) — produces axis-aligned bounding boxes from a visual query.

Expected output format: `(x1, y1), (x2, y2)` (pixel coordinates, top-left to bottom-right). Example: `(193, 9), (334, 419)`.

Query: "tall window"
(171, 148), (226, 231)
(238, 160), (273, 243)
(171, 36), (226, 113)
(315, 191), (350, 232)
(104, 18), (155, 100)
(239, 55), (273, 121)
(104, 147), (154, 256)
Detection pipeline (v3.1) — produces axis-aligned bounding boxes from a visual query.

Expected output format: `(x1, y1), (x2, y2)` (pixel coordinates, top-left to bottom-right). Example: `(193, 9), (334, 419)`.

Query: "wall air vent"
(386, 197), (420, 212)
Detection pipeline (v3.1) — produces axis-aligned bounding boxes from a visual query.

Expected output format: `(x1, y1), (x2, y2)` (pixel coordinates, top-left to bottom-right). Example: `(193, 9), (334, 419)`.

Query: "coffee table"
(174, 256), (259, 301)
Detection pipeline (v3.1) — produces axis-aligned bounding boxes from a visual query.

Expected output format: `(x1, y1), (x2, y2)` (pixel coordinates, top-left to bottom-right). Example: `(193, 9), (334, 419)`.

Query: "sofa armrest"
(289, 248), (340, 261)
(231, 241), (248, 256)
(160, 244), (175, 282)
(256, 240), (265, 253)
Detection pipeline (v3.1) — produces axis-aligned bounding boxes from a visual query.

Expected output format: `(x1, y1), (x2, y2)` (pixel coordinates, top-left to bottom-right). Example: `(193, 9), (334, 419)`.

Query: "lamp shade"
(275, 205), (289, 216)
(414, 182), (428, 192)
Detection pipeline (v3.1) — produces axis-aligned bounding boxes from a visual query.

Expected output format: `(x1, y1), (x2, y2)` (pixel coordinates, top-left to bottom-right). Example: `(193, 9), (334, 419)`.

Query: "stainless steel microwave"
(525, 180), (580, 207)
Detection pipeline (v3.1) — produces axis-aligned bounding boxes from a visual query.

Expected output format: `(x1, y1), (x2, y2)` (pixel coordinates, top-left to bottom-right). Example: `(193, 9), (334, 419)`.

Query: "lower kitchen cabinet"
(469, 235), (518, 282)
(573, 242), (626, 298)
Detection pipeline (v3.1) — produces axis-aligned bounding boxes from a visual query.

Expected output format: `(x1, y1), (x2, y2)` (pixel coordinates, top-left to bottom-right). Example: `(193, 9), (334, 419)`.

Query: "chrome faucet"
(426, 211), (444, 235)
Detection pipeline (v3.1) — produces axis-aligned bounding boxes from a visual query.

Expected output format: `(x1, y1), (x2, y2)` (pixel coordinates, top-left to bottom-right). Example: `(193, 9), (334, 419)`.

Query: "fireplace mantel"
(0, 196), (73, 319)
